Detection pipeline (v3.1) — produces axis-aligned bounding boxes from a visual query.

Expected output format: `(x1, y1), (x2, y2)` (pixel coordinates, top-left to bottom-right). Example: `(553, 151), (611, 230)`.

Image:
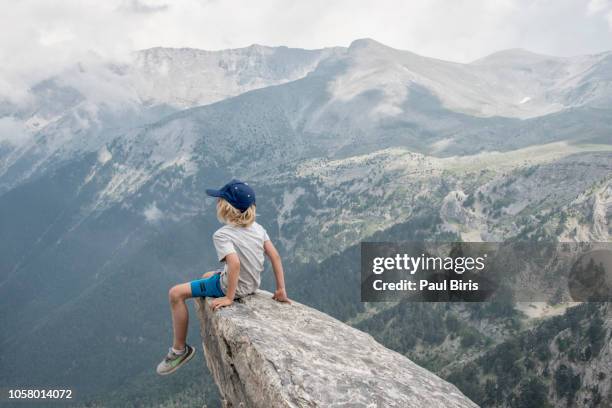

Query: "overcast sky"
(2, 0), (612, 103)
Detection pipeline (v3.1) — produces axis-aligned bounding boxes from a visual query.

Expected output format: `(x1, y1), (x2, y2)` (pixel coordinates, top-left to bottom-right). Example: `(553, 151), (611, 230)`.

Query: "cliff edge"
(195, 290), (477, 407)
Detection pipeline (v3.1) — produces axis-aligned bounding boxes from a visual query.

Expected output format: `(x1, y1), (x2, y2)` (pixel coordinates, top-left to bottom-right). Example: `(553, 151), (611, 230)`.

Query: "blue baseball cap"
(206, 179), (256, 212)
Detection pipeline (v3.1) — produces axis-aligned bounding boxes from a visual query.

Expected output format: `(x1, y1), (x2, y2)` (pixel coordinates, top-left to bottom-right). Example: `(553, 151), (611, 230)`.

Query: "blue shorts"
(190, 271), (225, 298)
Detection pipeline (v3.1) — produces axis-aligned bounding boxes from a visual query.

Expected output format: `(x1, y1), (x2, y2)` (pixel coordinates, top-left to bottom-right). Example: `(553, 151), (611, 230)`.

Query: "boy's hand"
(210, 297), (233, 311)
(272, 288), (291, 304)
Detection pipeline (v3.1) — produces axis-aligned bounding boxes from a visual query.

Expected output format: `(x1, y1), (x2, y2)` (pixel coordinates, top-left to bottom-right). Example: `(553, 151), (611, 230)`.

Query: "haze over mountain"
(0, 39), (610, 407)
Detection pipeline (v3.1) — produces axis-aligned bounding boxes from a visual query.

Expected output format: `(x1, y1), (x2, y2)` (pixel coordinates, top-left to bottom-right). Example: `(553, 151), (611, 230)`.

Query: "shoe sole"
(158, 346), (196, 376)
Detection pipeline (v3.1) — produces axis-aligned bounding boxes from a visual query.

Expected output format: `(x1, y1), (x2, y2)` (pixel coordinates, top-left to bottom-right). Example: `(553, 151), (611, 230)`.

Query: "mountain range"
(0, 38), (610, 407)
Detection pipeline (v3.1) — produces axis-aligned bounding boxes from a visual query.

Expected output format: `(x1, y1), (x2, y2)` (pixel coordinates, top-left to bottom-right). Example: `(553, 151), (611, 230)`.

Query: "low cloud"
(1, 0), (611, 105)
(120, 0), (169, 14)
(143, 202), (164, 223)
(0, 116), (32, 146)
(588, 0), (612, 15)
(587, 0), (612, 27)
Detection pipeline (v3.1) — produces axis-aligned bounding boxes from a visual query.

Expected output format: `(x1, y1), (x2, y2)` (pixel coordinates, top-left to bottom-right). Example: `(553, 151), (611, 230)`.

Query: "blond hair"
(216, 198), (256, 227)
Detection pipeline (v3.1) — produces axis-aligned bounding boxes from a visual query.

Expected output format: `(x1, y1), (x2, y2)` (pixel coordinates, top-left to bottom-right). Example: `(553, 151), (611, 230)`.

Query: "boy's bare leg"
(201, 271), (215, 279)
(168, 283), (193, 350)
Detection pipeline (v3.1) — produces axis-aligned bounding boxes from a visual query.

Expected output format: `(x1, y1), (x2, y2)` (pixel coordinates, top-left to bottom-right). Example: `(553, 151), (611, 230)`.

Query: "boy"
(156, 179), (290, 375)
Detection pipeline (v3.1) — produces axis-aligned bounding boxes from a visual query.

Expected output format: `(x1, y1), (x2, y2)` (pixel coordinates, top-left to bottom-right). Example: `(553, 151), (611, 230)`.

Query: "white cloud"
(587, 0), (612, 14)
(0, 116), (32, 146)
(143, 202), (164, 223)
(587, 0), (612, 27)
(97, 145), (113, 164)
(120, 0), (169, 14)
(0, 0), (611, 104)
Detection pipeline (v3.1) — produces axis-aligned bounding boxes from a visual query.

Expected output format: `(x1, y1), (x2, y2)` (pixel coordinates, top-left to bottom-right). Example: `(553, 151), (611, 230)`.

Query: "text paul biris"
(370, 253), (487, 292)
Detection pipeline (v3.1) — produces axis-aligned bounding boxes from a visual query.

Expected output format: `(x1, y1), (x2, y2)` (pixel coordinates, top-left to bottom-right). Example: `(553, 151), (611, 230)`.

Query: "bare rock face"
(195, 291), (478, 408)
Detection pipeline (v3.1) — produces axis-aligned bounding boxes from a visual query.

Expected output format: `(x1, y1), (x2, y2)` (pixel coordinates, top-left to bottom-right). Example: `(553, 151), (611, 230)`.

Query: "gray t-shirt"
(213, 222), (270, 298)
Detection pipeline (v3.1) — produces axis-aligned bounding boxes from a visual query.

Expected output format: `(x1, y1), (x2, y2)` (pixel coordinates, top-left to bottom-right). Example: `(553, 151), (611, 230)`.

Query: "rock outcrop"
(195, 291), (477, 407)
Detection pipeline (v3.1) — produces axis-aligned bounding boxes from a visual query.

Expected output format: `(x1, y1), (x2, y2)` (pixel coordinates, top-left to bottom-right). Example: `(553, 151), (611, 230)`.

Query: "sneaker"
(156, 345), (196, 375)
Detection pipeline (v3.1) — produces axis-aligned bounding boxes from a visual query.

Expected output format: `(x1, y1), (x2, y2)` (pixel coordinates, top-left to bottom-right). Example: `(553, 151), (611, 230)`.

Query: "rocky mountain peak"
(195, 291), (477, 407)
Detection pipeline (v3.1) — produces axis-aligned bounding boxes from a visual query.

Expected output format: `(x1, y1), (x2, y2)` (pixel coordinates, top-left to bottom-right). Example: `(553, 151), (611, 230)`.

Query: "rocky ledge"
(195, 290), (477, 407)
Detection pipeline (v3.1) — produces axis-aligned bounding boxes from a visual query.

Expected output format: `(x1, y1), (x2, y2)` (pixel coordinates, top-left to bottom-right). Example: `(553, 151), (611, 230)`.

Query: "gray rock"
(195, 291), (478, 407)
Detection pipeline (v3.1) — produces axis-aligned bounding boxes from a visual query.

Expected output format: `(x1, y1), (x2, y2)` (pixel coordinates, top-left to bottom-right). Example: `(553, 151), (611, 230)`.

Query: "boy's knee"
(168, 285), (187, 303)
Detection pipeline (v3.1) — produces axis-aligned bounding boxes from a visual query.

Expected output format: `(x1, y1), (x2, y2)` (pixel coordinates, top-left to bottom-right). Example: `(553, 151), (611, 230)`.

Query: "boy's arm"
(211, 253), (240, 311)
(264, 240), (290, 303)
